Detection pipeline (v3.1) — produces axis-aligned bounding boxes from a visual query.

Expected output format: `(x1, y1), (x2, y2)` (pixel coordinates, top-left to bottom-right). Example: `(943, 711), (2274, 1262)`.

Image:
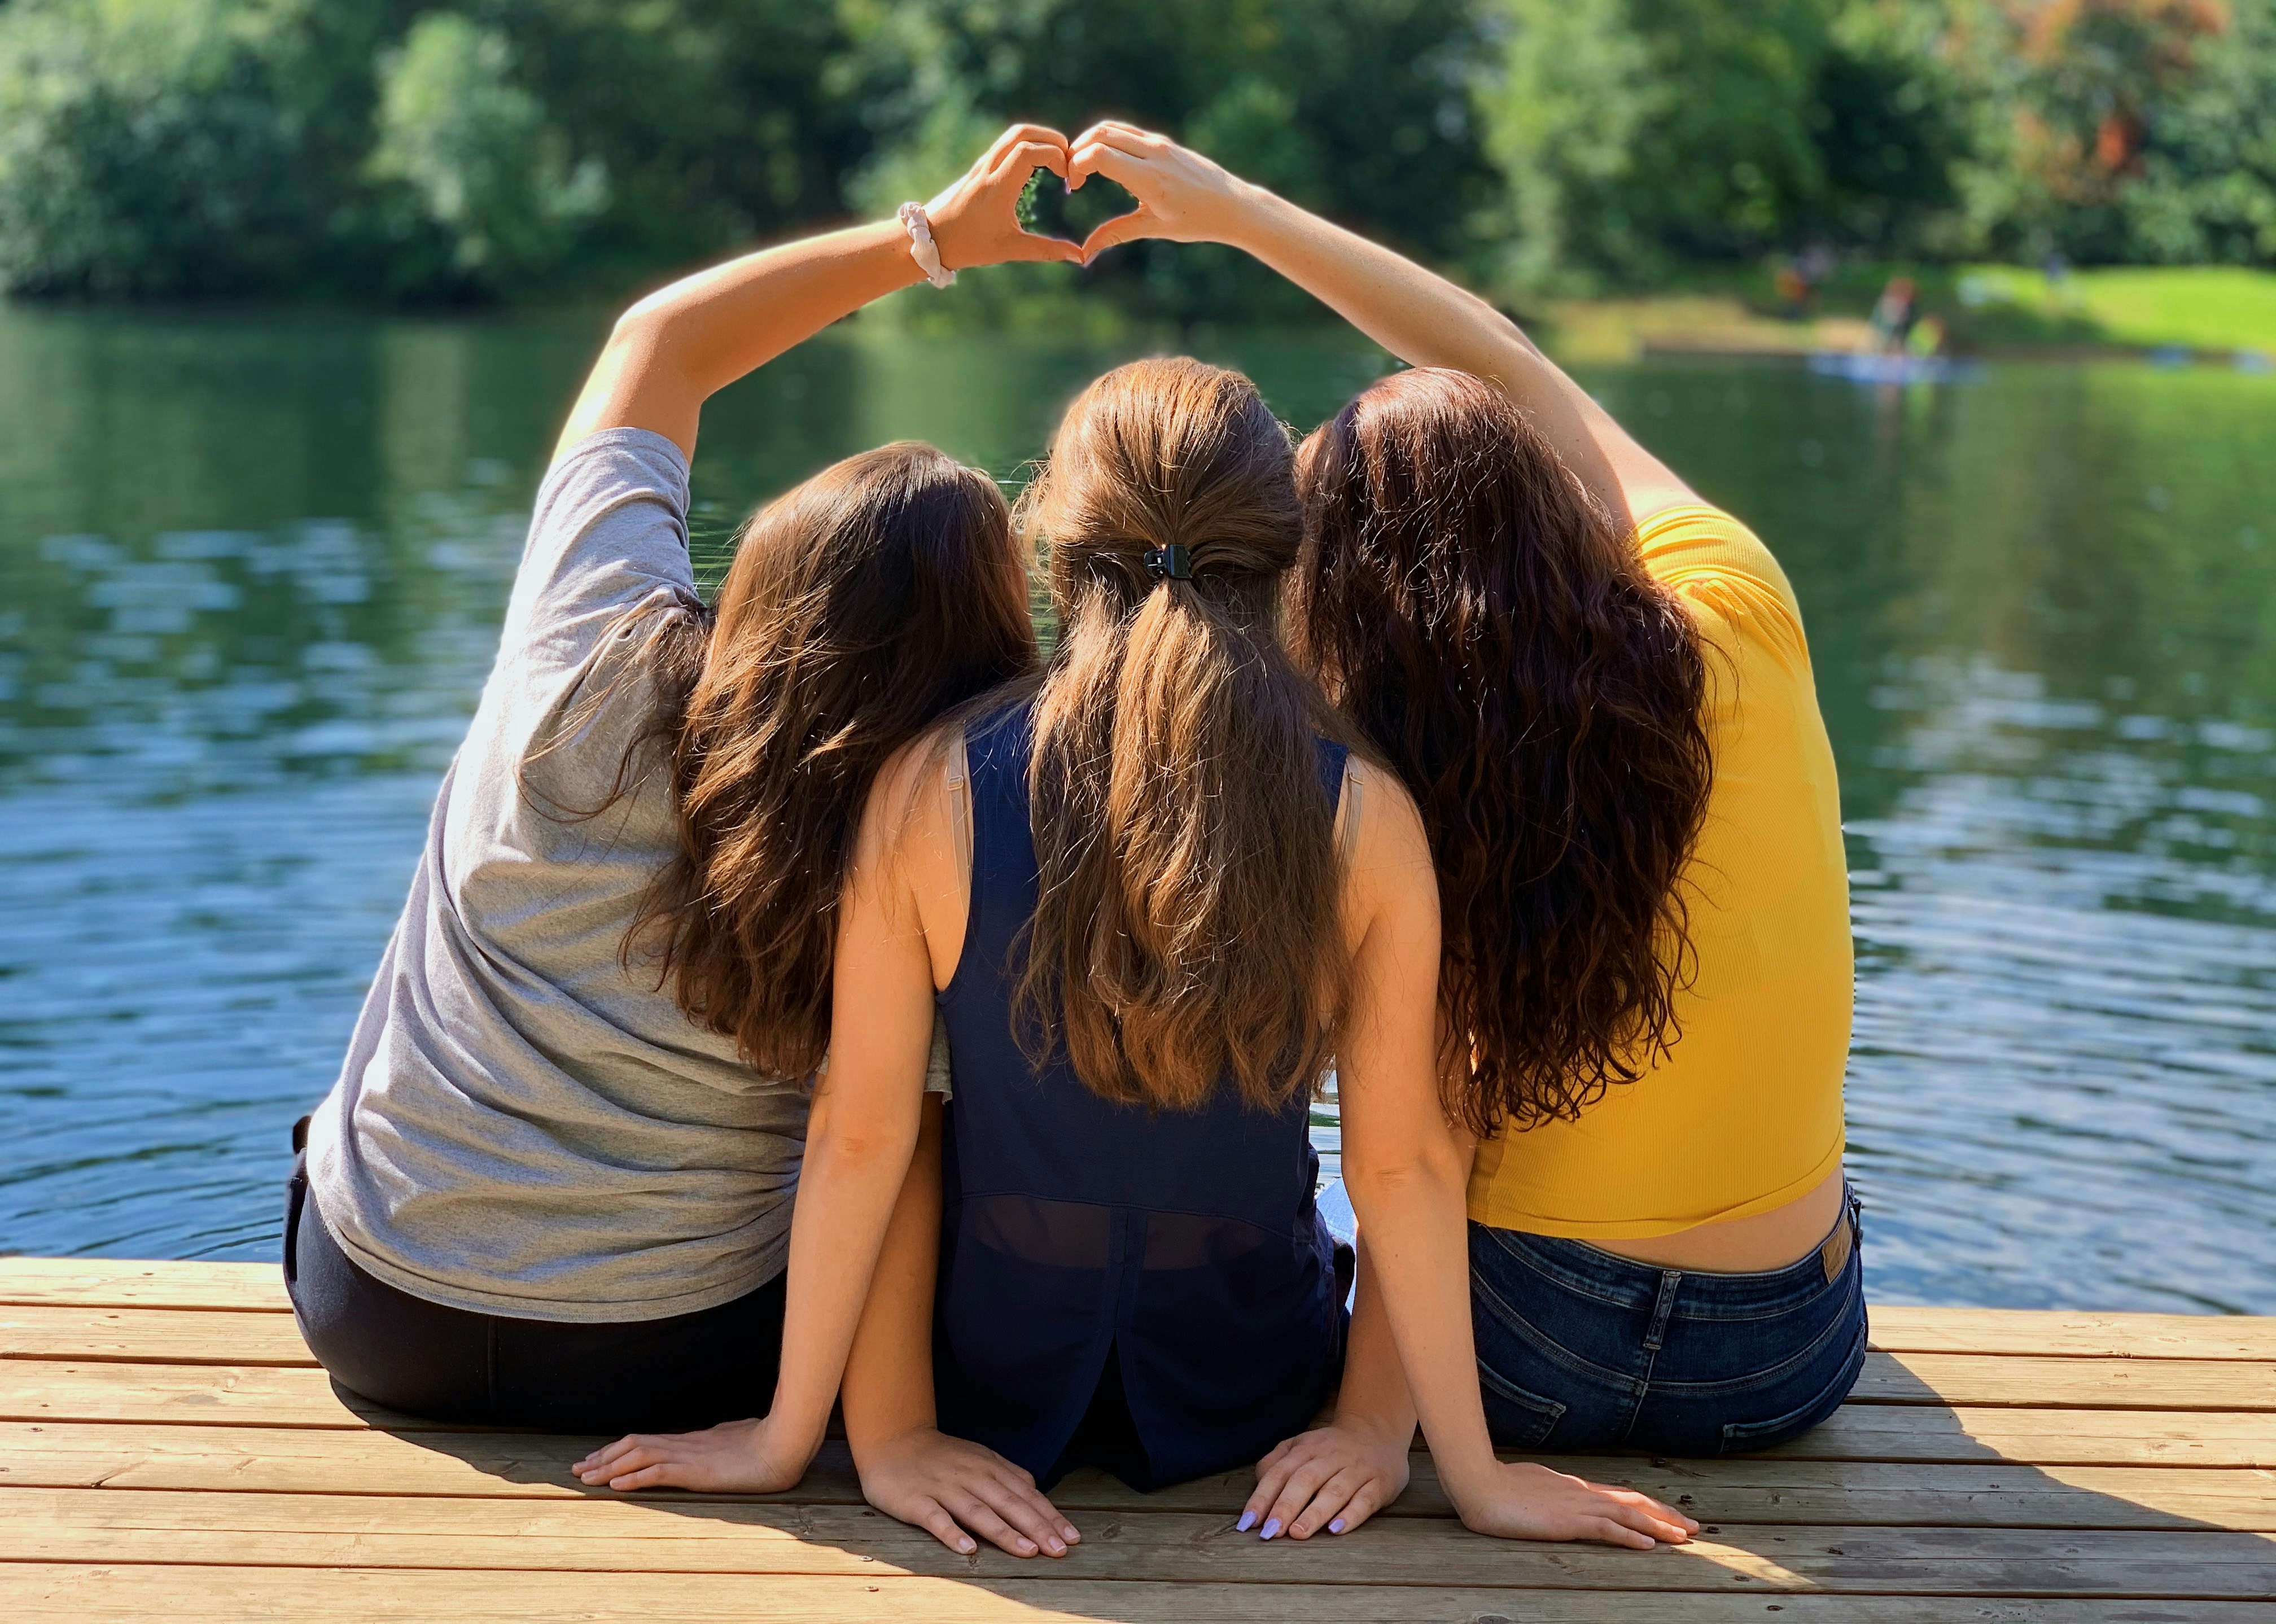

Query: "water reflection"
(1609, 361), (2276, 1314)
(1, 305), (2270, 1312)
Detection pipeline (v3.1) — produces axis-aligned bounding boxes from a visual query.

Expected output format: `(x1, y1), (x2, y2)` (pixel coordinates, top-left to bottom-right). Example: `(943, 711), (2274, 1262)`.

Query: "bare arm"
(1301, 772), (1699, 1547)
(840, 1098), (1080, 1560)
(1241, 1236), (1415, 1539)
(839, 1097), (948, 1456)
(575, 749), (945, 1494)
(555, 124), (1079, 463)
(1065, 123), (1694, 527)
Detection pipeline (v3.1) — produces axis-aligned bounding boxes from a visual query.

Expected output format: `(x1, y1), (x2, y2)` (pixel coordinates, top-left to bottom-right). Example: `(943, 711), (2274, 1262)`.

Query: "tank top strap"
(959, 698), (1042, 970)
(1314, 737), (1349, 809)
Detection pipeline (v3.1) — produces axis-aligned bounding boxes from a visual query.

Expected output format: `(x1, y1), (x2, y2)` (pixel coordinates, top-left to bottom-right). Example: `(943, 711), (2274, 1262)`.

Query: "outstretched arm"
(1065, 123), (1693, 527)
(840, 1099), (1082, 1560)
(1303, 773), (1699, 1548)
(574, 748), (957, 1495)
(557, 124), (1079, 462)
(1240, 1237), (1414, 1539)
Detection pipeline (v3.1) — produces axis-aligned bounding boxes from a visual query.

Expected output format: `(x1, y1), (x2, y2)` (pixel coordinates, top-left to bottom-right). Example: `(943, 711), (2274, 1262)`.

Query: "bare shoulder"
(1341, 758), (1438, 936)
(855, 723), (960, 878)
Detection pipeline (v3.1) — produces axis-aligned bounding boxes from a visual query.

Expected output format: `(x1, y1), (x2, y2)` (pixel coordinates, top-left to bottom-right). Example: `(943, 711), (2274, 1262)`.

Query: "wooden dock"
(0, 1258), (2270, 1621)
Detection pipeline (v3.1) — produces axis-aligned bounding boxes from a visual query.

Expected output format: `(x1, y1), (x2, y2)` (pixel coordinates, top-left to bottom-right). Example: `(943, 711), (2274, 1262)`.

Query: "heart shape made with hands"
(1016, 167), (1140, 252)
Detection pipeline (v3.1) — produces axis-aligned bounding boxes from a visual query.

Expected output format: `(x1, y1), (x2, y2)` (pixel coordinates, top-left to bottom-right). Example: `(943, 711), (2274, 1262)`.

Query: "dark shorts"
(1469, 1185), (1866, 1457)
(284, 1120), (786, 1435)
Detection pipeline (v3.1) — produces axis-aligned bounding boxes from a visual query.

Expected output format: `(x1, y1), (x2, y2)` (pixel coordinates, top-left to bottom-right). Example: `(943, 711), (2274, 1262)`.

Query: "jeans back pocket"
(1477, 1361), (1568, 1448)
(1718, 1312), (1868, 1456)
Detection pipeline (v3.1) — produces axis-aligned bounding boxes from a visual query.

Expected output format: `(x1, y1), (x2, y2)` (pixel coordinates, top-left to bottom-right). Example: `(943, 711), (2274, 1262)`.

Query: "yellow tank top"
(1466, 505), (1851, 1238)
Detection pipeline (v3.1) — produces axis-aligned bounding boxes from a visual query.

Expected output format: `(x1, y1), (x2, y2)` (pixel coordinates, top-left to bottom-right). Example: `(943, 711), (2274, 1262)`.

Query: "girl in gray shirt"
(289, 126), (1069, 1443)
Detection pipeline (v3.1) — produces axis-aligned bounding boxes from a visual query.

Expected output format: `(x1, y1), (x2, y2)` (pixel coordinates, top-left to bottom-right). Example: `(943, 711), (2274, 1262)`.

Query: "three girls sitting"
(299, 119), (1853, 1557)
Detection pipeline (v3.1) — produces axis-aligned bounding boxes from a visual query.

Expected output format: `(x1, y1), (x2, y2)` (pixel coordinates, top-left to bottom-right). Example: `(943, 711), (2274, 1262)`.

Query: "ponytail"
(1015, 358), (1347, 1111)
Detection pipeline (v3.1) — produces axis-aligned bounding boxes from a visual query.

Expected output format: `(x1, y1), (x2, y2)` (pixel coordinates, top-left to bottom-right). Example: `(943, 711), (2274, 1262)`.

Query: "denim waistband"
(1472, 1183), (1861, 1323)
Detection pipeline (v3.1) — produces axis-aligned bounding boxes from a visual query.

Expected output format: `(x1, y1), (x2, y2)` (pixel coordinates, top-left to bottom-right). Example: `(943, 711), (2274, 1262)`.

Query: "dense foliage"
(0, 0), (2269, 304)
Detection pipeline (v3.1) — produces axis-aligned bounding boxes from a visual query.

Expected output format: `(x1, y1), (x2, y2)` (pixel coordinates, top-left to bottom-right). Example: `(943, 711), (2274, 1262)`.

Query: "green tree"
(0, 0), (405, 297)
(835, 0), (1494, 323)
(1812, 0), (1980, 252)
(365, 12), (605, 295)
(1479, 0), (1837, 287)
(466, 0), (864, 277)
(0, 0), (863, 303)
(1476, 0), (1986, 285)
(2115, 0), (2276, 262)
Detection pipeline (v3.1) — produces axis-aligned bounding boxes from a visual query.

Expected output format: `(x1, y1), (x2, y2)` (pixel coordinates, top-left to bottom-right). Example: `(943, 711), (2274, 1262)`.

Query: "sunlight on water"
(1, 304), (2270, 1311)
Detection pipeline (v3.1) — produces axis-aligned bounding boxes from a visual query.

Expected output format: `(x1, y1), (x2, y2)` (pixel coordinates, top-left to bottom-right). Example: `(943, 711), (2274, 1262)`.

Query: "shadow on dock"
(360, 1382), (2276, 1613)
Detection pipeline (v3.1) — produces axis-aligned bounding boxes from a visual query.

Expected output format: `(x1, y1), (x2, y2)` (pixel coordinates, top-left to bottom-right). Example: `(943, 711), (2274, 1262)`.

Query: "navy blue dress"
(934, 698), (1350, 1491)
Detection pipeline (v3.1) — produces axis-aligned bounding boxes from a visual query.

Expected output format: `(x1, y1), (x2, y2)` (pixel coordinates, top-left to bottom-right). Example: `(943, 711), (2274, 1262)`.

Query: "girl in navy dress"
(584, 352), (1696, 1559)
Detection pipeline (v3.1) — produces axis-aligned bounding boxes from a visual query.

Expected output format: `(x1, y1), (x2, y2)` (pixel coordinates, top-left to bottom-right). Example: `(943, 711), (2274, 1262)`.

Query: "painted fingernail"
(1329, 1518), (1346, 1534)
(1235, 1511), (1256, 1533)
(1260, 1518), (1282, 1540)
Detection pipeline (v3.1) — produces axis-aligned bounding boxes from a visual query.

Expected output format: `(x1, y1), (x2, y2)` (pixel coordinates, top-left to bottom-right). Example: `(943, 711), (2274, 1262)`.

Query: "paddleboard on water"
(1807, 351), (1982, 384)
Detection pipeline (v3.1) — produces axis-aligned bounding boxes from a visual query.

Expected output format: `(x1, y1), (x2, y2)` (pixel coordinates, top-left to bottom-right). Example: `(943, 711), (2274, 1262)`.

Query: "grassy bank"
(1529, 265), (2276, 364)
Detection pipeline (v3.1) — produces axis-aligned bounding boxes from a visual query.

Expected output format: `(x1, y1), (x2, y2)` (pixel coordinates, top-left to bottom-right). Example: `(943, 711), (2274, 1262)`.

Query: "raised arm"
(1065, 123), (1693, 527)
(1311, 771), (1698, 1548)
(555, 124), (1079, 462)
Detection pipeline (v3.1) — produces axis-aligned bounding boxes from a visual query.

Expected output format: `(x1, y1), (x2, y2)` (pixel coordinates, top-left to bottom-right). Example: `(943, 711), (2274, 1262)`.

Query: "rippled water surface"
(2, 304), (2271, 1312)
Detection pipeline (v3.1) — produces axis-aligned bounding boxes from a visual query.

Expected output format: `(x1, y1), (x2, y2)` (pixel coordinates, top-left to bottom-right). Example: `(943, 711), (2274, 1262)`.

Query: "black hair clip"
(1143, 544), (1193, 581)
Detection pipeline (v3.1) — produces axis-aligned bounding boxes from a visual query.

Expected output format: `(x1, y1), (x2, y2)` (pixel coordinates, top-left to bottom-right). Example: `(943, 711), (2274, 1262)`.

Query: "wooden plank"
(9, 1565), (2274, 1624)
(0, 1260), (286, 1314)
(10, 1489), (2276, 1597)
(1870, 1308), (2276, 1363)
(10, 1306), (2271, 1416)
(0, 1262), (2262, 1368)
(1761, 1404), (2276, 1468)
(0, 1307), (311, 1366)
(10, 1362), (2276, 1467)
(1854, 1354), (2276, 1412)
(0, 1362), (451, 1429)
(10, 1360), (2276, 1470)
(5, 1424), (2273, 1532)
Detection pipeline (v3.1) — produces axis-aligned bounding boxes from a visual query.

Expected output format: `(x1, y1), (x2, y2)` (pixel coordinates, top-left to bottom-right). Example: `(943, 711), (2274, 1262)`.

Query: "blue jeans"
(1469, 1186), (1866, 1457)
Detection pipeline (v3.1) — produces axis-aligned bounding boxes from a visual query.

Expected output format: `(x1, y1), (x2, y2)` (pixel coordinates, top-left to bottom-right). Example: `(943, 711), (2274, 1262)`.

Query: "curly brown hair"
(1293, 367), (1713, 1136)
(1015, 357), (1350, 1112)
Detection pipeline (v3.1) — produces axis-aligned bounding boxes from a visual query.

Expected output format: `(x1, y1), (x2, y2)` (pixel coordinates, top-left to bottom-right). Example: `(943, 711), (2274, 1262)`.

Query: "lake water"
(2, 303), (2271, 1314)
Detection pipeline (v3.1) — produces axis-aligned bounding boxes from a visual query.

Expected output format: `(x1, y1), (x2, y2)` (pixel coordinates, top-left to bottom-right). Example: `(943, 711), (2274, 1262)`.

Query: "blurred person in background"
(1870, 275), (1919, 352)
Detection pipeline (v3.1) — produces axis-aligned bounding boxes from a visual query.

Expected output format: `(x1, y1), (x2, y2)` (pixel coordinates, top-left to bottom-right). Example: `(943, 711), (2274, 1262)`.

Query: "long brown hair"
(1293, 367), (1713, 1136)
(612, 443), (1035, 1078)
(1014, 357), (1348, 1112)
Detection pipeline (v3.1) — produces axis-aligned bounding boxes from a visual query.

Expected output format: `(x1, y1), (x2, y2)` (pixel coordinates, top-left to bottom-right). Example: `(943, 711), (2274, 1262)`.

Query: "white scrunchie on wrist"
(898, 202), (956, 289)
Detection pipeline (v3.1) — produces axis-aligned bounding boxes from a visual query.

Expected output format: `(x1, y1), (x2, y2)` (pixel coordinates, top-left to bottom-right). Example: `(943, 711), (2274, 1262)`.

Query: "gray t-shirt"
(309, 428), (924, 1322)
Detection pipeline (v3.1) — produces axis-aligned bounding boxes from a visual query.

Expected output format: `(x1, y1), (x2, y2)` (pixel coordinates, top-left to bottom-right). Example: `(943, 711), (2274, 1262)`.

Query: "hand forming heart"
(923, 121), (1257, 275)
(1063, 121), (1257, 265)
(1016, 165), (1140, 248)
(923, 125), (1087, 273)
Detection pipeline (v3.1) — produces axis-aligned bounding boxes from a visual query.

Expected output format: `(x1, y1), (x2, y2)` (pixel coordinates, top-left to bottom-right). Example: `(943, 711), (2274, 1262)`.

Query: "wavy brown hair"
(1293, 367), (1713, 1136)
(1014, 357), (1349, 1112)
(578, 443), (1036, 1079)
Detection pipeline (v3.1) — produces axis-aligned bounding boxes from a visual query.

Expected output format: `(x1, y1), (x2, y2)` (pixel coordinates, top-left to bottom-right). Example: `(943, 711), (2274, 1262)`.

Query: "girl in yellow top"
(1063, 127), (1860, 1538)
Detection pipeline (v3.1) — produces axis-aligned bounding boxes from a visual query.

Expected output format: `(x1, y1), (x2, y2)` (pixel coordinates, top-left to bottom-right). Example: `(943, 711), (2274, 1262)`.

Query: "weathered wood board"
(1, 1258), (2269, 1623)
